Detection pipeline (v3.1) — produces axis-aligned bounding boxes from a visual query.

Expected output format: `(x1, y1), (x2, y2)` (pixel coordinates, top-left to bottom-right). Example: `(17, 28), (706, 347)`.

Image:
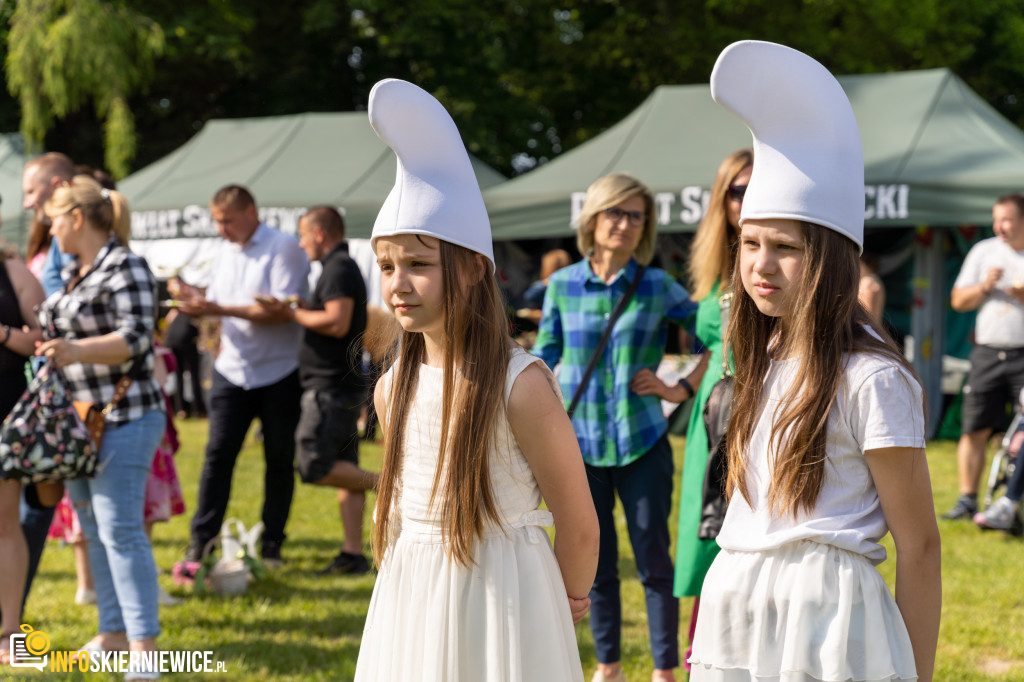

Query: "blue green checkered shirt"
(531, 258), (698, 467)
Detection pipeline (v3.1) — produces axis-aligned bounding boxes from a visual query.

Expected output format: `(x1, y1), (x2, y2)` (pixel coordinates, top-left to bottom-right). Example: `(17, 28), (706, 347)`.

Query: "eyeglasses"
(603, 206), (645, 226)
(727, 184), (747, 202)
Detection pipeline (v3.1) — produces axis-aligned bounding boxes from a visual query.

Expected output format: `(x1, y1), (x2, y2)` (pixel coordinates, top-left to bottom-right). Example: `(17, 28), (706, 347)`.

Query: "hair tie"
(100, 188), (112, 204)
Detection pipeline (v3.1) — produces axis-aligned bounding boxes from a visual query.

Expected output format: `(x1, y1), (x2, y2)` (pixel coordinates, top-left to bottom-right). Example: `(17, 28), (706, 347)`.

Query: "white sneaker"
(974, 496), (1020, 530)
(124, 661), (160, 680)
(74, 587), (96, 605)
(157, 585), (182, 606)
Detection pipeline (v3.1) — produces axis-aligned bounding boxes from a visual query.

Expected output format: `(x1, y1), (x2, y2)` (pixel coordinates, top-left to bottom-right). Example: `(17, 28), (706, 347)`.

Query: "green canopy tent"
(485, 68), (1024, 237)
(483, 68), (1024, 436)
(122, 111), (505, 283)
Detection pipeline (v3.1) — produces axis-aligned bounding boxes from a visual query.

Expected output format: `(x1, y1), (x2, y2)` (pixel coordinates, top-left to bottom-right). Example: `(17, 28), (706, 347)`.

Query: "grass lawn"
(12, 421), (1024, 681)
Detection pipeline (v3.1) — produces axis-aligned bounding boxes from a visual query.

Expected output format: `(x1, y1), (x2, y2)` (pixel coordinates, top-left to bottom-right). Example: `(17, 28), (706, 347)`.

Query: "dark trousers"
(586, 434), (679, 669)
(172, 343), (205, 417)
(20, 496), (54, 617)
(189, 370), (301, 549)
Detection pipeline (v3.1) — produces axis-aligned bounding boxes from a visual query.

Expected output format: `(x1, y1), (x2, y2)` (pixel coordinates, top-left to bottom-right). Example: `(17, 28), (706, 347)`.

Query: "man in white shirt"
(944, 194), (1024, 520)
(175, 185), (309, 569)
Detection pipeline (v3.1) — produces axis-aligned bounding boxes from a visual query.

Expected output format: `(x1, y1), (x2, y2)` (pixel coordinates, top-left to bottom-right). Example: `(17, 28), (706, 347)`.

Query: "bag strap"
(718, 289), (733, 378)
(567, 264), (647, 419)
(101, 357), (144, 415)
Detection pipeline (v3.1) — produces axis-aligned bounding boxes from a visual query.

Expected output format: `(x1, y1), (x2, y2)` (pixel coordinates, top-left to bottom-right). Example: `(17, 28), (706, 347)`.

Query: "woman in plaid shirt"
(533, 173), (702, 682)
(36, 176), (165, 678)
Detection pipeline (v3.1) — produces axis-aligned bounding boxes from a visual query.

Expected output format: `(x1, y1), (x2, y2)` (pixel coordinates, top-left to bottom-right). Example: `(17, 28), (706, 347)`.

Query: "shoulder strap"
(102, 356), (144, 415)
(719, 290), (733, 377)
(567, 265), (646, 419)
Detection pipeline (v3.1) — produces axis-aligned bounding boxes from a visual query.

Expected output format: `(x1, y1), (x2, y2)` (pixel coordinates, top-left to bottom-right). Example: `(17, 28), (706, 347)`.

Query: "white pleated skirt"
(354, 512), (584, 682)
(689, 541), (917, 682)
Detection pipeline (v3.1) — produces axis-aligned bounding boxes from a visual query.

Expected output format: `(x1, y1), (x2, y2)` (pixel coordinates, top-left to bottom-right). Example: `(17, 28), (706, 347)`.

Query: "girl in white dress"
(354, 78), (600, 682)
(688, 42), (941, 682)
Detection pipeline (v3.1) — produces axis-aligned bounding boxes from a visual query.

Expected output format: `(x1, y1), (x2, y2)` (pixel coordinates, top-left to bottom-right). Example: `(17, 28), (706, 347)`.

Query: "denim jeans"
(67, 409), (164, 640)
(189, 370), (300, 549)
(586, 434), (679, 669)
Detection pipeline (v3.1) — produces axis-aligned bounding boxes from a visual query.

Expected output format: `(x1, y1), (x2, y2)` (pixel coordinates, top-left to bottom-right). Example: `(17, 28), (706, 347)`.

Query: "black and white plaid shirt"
(36, 238), (164, 424)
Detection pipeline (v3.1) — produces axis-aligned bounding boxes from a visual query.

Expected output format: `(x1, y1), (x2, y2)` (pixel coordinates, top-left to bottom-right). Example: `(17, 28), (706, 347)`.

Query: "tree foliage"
(2, 0), (1024, 179)
(6, 0), (163, 177)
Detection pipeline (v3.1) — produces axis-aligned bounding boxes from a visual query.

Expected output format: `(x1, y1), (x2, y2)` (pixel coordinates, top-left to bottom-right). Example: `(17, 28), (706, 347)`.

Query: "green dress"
(673, 281), (728, 597)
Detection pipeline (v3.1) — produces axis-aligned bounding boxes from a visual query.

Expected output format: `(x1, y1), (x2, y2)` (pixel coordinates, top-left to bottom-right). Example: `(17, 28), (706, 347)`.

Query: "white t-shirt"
(716, 350), (926, 565)
(953, 237), (1024, 348)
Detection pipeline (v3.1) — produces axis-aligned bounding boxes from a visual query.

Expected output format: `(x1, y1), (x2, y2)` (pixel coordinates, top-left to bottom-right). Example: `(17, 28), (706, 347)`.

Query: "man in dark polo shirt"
(259, 206), (379, 574)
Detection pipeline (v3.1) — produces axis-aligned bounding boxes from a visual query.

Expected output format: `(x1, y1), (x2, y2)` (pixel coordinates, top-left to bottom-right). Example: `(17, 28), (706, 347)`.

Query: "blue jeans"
(586, 434), (679, 669)
(67, 409), (164, 641)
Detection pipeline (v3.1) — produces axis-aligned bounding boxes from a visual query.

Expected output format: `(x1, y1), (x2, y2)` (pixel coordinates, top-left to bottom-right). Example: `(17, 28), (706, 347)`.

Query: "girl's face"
(592, 194), (646, 257)
(726, 165), (752, 230)
(377, 234), (445, 339)
(739, 218), (805, 319)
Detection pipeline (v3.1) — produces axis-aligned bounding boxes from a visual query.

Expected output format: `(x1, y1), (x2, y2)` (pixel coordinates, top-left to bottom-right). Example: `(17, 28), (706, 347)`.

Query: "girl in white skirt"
(689, 41), (941, 682)
(353, 78), (600, 682)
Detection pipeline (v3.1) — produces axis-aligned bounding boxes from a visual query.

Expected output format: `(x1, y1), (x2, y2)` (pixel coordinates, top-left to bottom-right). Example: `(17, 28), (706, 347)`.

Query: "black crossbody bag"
(699, 290), (734, 540)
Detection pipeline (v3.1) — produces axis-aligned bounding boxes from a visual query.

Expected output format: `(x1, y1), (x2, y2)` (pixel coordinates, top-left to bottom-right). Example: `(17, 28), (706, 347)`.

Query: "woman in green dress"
(674, 149), (752, 669)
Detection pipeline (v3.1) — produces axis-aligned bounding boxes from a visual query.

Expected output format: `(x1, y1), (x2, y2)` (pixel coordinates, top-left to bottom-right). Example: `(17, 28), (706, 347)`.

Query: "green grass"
(13, 424), (1024, 680)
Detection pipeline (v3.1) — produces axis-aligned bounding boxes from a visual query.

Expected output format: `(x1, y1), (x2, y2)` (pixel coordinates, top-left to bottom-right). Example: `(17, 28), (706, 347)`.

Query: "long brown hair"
(372, 239), (512, 566)
(725, 222), (922, 518)
(688, 149), (752, 300)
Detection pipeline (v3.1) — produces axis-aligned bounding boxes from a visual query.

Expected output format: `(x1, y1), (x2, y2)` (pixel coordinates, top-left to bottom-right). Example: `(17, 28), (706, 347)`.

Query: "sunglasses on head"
(727, 184), (747, 202)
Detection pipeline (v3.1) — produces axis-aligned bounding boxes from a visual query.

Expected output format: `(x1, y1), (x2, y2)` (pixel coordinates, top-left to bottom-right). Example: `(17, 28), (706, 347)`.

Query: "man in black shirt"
(259, 206), (378, 574)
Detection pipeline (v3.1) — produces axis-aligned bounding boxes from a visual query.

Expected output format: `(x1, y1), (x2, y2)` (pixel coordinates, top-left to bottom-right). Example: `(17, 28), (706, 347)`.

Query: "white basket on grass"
(195, 518), (266, 596)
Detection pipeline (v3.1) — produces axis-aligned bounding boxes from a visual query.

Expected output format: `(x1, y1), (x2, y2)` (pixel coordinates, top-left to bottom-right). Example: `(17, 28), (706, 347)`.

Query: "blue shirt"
(531, 258), (697, 467)
(206, 223), (309, 389)
(41, 239), (75, 297)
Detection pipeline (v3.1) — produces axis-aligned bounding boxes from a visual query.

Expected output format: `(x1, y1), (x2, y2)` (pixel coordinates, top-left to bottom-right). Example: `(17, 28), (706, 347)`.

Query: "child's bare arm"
(508, 363), (599, 616)
(865, 446), (941, 682)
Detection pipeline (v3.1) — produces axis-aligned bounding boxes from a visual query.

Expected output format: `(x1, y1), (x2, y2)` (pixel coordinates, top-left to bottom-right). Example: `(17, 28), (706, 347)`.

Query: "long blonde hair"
(372, 239), (513, 566)
(576, 173), (657, 265)
(725, 222), (923, 518)
(44, 175), (132, 247)
(688, 149), (752, 300)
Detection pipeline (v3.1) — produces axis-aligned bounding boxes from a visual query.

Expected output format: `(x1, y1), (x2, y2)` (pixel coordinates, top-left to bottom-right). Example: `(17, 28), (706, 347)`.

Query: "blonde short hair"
(576, 173), (657, 266)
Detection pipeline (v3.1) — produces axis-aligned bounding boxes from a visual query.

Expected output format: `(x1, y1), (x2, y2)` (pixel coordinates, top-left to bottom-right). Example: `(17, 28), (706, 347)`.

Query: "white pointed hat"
(711, 40), (864, 251)
(369, 78), (494, 268)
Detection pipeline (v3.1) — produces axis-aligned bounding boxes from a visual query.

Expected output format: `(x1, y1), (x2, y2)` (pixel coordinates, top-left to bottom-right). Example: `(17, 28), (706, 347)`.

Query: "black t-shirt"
(298, 243), (368, 393)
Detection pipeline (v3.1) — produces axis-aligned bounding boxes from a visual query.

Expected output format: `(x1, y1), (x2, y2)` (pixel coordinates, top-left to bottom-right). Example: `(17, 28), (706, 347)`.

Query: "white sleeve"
(848, 364), (926, 452)
(952, 242), (986, 290)
(269, 237), (310, 299)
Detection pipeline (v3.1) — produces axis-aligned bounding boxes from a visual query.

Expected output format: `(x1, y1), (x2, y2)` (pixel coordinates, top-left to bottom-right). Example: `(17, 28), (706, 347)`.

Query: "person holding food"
(172, 185), (308, 577)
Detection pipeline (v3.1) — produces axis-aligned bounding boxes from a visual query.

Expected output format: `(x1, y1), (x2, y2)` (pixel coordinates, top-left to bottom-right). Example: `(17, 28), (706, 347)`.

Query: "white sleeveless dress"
(354, 348), (585, 682)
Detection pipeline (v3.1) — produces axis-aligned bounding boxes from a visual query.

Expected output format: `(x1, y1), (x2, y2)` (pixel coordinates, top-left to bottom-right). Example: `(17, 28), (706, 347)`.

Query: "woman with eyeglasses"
(665, 148), (752, 672)
(533, 173), (700, 682)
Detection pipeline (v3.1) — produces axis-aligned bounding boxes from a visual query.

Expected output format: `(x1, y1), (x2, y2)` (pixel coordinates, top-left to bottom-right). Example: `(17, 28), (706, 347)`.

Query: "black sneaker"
(940, 495), (977, 520)
(261, 539), (284, 570)
(317, 551), (370, 576)
(183, 541), (205, 563)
